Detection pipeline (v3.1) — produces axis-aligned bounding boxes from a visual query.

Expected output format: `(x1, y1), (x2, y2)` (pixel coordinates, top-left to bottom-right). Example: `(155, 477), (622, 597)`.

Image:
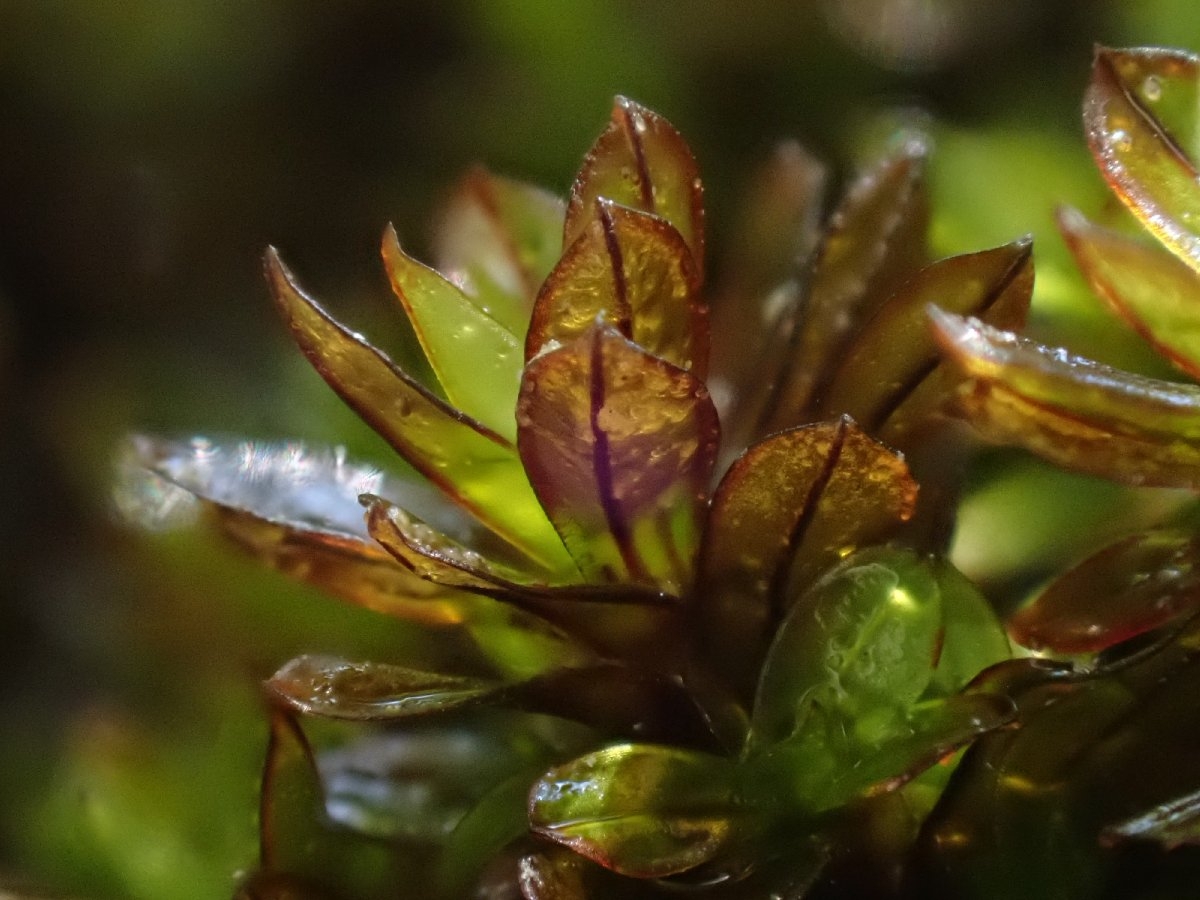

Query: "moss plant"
(122, 47), (1200, 899)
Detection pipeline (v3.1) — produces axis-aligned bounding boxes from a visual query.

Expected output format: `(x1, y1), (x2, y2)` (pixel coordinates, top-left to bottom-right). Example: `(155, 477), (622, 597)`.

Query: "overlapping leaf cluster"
(917, 47), (1200, 897)
(126, 97), (1037, 898)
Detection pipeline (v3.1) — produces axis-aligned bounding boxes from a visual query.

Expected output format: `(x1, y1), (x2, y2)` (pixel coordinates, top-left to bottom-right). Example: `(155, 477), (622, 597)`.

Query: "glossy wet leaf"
(526, 200), (706, 375)
(931, 308), (1200, 488)
(1103, 786), (1200, 849)
(265, 248), (574, 573)
(750, 547), (943, 751)
(266, 655), (502, 721)
(760, 138), (930, 433)
(1085, 47), (1200, 273)
(1009, 530), (1200, 654)
(517, 324), (719, 592)
(564, 96), (704, 275)
(433, 166), (565, 335)
(382, 225), (523, 440)
(528, 743), (740, 878)
(746, 692), (1014, 814)
(927, 559), (1011, 697)
(1059, 205), (1200, 379)
(698, 419), (918, 695)
(819, 238), (1034, 437)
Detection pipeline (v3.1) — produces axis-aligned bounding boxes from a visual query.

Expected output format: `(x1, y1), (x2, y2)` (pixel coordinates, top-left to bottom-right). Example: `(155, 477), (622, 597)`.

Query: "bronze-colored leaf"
(564, 96), (704, 276)
(819, 238), (1034, 437)
(759, 138), (930, 434)
(518, 849), (591, 900)
(382, 225), (523, 440)
(265, 248), (575, 573)
(259, 709), (326, 872)
(1009, 530), (1200, 654)
(1059, 205), (1200, 379)
(517, 324), (720, 592)
(526, 200), (706, 376)
(698, 418), (918, 695)
(433, 166), (565, 335)
(267, 655), (500, 720)
(931, 308), (1200, 488)
(1085, 47), (1200, 273)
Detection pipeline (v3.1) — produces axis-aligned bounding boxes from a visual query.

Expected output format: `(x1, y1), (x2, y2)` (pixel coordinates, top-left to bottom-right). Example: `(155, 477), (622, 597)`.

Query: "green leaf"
(265, 248), (575, 573)
(432, 166), (565, 336)
(759, 138), (930, 434)
(1085, 46), (1200, 273)
(927, 559), (1011, 697)
(517, 324), (719, 593)
(527, 200), (706, 376)
(818, 238), (1033, 440)
(265, 655), (502, 721)
(1059, 205), (1200, 379)
(930, 308), (1200, 488)
(698, 419), (918, 696)
(749, 546), (943, 751)
(1009, 529), (1200, 654)
(564, 97), (705, 276)
(382, 225), (523, 441)
(529, 744), (741, 878)
(259, 710), (329, 875)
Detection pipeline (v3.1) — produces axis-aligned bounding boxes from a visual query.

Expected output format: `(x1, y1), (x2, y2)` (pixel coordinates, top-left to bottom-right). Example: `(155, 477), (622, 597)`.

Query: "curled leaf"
(1009, 530), (1200, 654)
(526, 200), (706, 375)
(931, 308), (1200, 488)
(698, 418), (918, 695)
(565, 96), (704, 275)
(433, 166), (565, 335)
(819, 237), (1033, 437)
(266, 655), (502, 721)
(382, 225), (523, 440)
(265, 248), (574, 573)
(529, 744), (741, 878)
(517, 324), (719, 592)
(1059, 205), (1200, 379)
(1085, 46), (1200, 273)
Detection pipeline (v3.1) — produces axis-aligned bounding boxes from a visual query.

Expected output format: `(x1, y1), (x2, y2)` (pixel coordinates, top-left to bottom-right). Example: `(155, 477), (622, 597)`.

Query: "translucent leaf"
(122, 435), (474, 625)
(564, 97), (704, 276)
(433, 166), (565, 335)
(1059, 205), (1200, 379)
(750, 547), (943, 751)
(1009, 530), (1200, 654)
(1085, 47), (1200, 273)
(259, 710), (328, 873)
(819, 238), (1034, 436)
(930, 308), (1200, 488)
(382, 225), (523, 441)
(528, 744), (740, 878)
(526, 200), (706, 376)
(1102, 786), (1200, 849)
(517, 324), (720, 593)
(698, 419), (918, 696)
(265, 248), (575, 573)
(927, 559), (1011, 697)
(266, 655), (502, 721)
(518, 849), (591, 899)
(759, 138), (930, 433)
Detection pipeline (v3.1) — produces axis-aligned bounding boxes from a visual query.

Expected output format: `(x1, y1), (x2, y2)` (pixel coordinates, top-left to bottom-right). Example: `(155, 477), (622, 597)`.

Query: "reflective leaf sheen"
(1010, 530), (1200, 654)
(265, 248), (574, 572)
(517, 325), (719, 591)
(266, 655), (501, 720)
(528, 744), (739, 878)
(1085, 47), (1200, 273)
(564, 96), (704, 275)
(526, 200), (705, 375)
(1059, 205), (1200, 379)
(931, 308), (1200, 488)
(699, 419), (918, 693)
(819, 238), (1033, 436)
(382, 225), (523, 440)
(433, 166), (564, 335)
(1103, 786), (1200, 849)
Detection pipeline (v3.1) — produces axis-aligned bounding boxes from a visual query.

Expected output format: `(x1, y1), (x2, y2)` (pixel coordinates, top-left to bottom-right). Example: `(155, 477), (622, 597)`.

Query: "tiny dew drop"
(1111, 129), (1133, 152)
(1142, 75), (1163, 102)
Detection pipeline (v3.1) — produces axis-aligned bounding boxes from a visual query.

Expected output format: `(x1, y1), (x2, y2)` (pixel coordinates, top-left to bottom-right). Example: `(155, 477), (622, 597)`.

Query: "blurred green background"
(1, 2), (1199, 896)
